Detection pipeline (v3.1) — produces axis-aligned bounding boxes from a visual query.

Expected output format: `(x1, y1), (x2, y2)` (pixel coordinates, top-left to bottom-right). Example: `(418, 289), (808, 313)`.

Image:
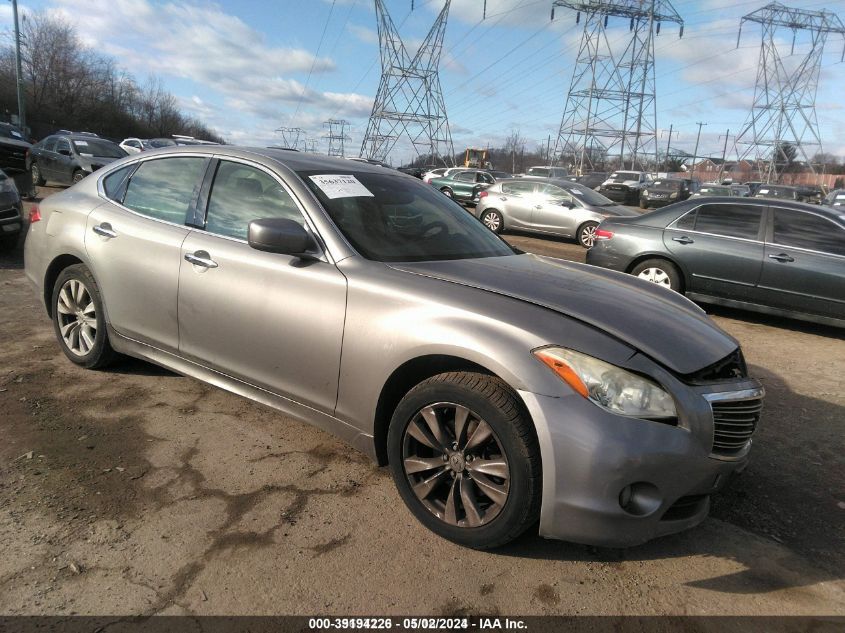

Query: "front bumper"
(519, 373), (762, 547)
(641, 194), (678, 208)
(0, 196), (22, 237)
(600, 186), (637, 202)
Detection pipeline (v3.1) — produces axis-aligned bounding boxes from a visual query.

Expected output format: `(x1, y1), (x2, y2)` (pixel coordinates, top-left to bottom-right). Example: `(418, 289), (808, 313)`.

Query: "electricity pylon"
(734, 2), (845, 183)
(360, 0), (455, 166)
(324, 119), (351, 157)
(276, 127), (304, 150)
(551, 0), (683, 173)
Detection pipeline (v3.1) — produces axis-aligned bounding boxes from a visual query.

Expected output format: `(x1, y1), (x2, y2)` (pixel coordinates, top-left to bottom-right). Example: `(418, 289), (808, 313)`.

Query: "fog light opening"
(618, 482), (662, 517)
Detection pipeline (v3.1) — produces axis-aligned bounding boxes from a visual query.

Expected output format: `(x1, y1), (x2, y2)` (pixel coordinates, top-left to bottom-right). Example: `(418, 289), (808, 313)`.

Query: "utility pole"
(718, 129), (731, 182)
(661, 124), (677, 171)
(546, 134), (551, 165)
(11, 0), (27, 132)
(691, 121), (706, 180)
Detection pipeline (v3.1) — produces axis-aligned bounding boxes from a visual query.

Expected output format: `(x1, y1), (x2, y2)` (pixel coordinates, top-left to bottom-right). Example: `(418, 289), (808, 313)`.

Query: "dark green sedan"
(428, 169), (512, 205)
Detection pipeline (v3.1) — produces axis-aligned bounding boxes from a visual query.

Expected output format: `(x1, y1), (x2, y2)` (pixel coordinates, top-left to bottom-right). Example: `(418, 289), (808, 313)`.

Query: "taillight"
(478, 190), (488, 198)
(595, 228), (613, 240)
(29, 205), (41, 223)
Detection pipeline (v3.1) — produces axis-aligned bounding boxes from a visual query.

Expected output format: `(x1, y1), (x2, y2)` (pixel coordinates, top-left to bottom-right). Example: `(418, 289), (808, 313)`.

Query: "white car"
(422, 167), (471, 184)
(119, 138), (148, 154)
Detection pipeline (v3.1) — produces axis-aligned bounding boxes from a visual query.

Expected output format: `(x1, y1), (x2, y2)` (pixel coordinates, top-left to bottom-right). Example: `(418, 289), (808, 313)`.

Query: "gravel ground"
(0, 189), (843, 615)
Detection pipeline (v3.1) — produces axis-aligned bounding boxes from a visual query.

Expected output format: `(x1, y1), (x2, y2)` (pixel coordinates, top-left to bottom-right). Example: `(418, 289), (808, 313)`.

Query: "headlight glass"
(642, 189), (649, 196)
(534, 347), (677, 419)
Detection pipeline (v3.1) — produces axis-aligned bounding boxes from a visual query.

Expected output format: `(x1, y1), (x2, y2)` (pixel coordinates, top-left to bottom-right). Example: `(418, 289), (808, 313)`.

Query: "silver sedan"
(474, 178), (639, 247)
(24, 147), (762, 549)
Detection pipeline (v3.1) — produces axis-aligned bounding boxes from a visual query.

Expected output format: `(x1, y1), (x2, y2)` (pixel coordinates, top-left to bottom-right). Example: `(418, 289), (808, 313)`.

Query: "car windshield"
(299, 170), (516, 262)
(71, 139), (125, 158)
(650, 179), (684, 190)
(609, 172), (640, 182)
(0, 126), (24, 140)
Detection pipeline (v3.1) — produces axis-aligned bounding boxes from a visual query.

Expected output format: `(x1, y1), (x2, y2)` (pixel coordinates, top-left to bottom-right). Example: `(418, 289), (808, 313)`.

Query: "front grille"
(0, 207), (20, 220)
(708, 395), (763, 456)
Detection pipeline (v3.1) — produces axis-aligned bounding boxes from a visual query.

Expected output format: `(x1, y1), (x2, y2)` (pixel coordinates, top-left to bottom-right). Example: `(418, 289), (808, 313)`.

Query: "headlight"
(534, 347), (677, 419)
(642, 189), (649, 196)
(669, 192), (678, 199)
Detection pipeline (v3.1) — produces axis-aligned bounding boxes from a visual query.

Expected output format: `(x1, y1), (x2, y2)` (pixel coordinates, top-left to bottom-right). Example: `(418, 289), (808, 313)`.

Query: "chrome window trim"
(768, 205), (845, 259)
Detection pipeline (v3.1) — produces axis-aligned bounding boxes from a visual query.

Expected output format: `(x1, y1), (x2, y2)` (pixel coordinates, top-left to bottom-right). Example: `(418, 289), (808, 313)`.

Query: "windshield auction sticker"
(310, 174), (374, 199)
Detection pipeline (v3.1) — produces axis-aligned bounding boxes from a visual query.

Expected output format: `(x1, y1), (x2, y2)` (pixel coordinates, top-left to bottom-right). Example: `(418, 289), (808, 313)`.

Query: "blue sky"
(2, 0), (844, 165)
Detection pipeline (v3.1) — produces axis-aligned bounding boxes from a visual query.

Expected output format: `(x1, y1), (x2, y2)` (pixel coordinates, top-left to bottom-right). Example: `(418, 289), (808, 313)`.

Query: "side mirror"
(58, 148), (72, 156)
(248, 218), (318, 259)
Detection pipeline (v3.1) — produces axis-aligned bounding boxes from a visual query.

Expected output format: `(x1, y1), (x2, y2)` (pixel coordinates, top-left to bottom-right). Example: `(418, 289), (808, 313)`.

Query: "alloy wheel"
(482, 212), (501, 232)
(579, 224), (598, 247)
(637, 267), (672, 288)
(31, 166), (40, 184)
(56, 279), (98, 356)
(401, 402), (510, 528)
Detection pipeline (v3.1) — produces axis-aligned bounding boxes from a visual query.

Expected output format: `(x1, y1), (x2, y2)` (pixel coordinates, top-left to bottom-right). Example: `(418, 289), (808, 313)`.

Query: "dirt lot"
(0, 190), (843, 615)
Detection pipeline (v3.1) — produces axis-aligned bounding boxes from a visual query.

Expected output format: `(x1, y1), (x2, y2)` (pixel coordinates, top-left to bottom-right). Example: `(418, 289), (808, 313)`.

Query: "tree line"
(0, 12), (223, 143)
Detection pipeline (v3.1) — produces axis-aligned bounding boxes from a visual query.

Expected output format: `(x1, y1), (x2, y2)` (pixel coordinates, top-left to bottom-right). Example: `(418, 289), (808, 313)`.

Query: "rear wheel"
(639, 199), (649, 209)
(440, 187), (454, 198)
(630, 258), (683, 293)
(577, 221), (599, 248)
(387, 372), (541, 549)
(480, 209), (504, 234)
(51, 264), (117, 369)
(72, 169), (86, 184)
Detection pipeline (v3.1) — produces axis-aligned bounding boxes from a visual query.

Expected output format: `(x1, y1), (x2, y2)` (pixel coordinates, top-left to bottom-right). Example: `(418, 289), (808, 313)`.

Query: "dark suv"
(0, 168), (23, 248)
(26, 133), (126, 187)
(0, 122), (31, 174)
(639, 178), (696, 209)
(597, 170), (651, 204)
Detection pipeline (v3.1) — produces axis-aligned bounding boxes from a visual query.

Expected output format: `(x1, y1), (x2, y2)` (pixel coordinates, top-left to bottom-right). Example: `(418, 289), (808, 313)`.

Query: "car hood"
(389, 254), (738, 375)
(0, 137), (32, 150)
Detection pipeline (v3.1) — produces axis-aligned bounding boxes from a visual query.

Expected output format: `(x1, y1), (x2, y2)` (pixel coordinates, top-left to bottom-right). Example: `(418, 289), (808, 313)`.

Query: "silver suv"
(24, 146), (762, 549)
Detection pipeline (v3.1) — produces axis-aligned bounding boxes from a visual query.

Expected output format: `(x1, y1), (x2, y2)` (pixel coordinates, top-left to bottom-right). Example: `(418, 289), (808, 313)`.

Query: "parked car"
(474, 178), (638, 247)
(429, 169), (511, 205)
(823, 189), (845, 209)
(754, 184), (798, 201)
(24, 146), (762, 549)
(398, 166), (429, 179)
(27, 134), (127, 186)
(794, 184), (825, 204)
(521, 166), (568, 179)
(744, 181), (764, 196)
(119, 138), (149, 154)
(567, 172), (609, 190)
(348, 157), (392, 168)
(0, 167), (23, 247)
(597, 170), (651, 204)
(422, 166), (471, 184)
(586, 197), (845, 327)
(729, 183), (751, 197)
(148, 138), (178, 149)
(690, 184), (733, 198)
(0, 122), (32, 174)
(639, 178), (695, 209)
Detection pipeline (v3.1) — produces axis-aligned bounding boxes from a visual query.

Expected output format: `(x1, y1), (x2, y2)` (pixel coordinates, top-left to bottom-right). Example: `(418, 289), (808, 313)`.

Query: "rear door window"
(772, 208), (845, 256)
(204, 161), (305, 241)
(122, 157), (208, 224)
(501, 182), (535, 196)
(55, 138), (71, 154)
(690, 204), (763, 240)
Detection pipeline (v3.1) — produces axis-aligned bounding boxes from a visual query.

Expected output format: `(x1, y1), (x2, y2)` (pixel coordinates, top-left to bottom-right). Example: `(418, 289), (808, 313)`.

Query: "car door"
(531, 183), (578, 236)
(177, 158), (347, 413)
(451, 170), (476, 200)
(756, 207), (845, 320)
(86, 155), (208, 351)
(36, 137), (57, 180)
(54, 138), (76, 184)
(497, 181), (537, 229)
(663, 202), (765, 299)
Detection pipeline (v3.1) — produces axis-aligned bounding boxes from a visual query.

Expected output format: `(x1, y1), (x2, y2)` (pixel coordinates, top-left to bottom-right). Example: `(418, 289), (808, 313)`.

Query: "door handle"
(184, 251), (218, 268)
(768, 253), (794, 263)
(92, 223), (117, 238)
(672, 236), (694, 244)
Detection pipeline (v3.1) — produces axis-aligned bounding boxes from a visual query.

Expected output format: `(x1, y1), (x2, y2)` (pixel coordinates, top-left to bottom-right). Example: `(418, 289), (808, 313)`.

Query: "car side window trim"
(95, 154), (209, 230)
(666, 203), (766, 244)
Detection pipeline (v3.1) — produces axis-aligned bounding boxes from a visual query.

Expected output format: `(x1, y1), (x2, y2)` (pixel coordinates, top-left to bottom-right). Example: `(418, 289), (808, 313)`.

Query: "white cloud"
(349, 23), (378, 45)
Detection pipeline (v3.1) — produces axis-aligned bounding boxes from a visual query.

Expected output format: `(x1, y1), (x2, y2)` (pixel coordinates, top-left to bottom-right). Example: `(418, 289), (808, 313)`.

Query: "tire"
(387, 372), (541, 549)
(31, 164), (45, 187)
(440, 187), (454, 198)
(639, 199), (649, 210)
(480, 209), (504, 234)
(51, 264), (117, 369)
(72, 170), (86, 184)
(630, 258), (683, 293)
(577, 221), (599, 248)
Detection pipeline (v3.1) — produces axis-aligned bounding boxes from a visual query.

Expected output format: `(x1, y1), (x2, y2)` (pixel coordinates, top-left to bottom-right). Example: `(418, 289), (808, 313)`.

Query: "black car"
(754, 184), (798, 201)
(639, 178), (695, 209)
(0, 168), (23, 248)
(0, 122), (32, 174)
(597, 170), (651, 204)
(567, 172), (609, 190)
(26, 134), (127, 187)
(585, 197), (845, 327)
(794, 184), (825, 204)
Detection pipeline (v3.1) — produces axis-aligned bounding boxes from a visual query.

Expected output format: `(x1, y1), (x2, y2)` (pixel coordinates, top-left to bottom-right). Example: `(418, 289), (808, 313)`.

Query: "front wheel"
(577, 221), (599, 248)
(639, 199), (649, 210)
(51, 264), (117, 369)
(31, 164), (45, 187)
(630, 258), (683, 293)
(72, 170), (86, 184)
(387, 372), (541, 549)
